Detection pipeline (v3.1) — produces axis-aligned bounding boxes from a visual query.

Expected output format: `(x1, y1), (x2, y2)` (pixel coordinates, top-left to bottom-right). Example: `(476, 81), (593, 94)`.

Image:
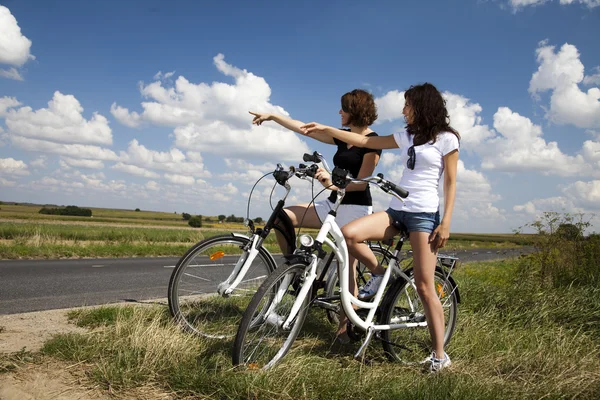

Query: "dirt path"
(0, 307), (174, 400)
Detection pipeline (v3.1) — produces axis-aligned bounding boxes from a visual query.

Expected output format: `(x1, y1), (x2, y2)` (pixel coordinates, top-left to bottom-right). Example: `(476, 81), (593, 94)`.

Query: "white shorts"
(314, 199), (372, 228)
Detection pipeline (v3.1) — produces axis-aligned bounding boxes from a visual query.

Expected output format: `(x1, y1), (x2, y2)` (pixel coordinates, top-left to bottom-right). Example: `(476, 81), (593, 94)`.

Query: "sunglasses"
(407, 145), (416, 170)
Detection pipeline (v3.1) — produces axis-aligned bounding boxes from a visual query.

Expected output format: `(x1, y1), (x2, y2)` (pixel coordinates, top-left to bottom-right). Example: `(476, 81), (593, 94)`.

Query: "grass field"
(29, 259), (600, 399)
(0, 203), (534, 259)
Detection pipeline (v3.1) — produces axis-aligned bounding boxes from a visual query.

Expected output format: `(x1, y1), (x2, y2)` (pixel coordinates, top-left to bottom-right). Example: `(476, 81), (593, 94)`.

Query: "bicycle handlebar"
(331, 167), (409, 200)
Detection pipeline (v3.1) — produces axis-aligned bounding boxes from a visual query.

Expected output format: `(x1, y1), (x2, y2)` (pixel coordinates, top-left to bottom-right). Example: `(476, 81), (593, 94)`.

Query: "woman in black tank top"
(250, 89), (381, 340)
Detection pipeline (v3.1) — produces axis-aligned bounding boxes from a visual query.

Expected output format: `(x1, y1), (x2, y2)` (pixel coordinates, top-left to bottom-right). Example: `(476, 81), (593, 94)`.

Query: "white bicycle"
(232, 157), (460, 369)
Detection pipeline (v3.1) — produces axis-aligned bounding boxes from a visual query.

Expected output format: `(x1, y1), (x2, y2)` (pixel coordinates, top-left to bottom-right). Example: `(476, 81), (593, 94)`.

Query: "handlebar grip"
(387, 181), (409, 198)
(303, 153), (317, 163)
(306, 164), (318, 178)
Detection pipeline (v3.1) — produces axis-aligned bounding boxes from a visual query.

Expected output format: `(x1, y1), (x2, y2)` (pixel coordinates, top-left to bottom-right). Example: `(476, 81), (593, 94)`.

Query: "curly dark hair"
(341, 89), (378, 127)
(404, 83), (460, 146)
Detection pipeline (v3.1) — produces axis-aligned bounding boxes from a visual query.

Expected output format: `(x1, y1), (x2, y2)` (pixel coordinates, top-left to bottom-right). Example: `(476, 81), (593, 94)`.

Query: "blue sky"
(1, 0), (599, 233)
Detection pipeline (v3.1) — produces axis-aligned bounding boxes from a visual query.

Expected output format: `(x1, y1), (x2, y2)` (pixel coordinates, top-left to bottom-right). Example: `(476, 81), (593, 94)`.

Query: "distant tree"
(182, 213), (192, 221)
(40, 205), (92, 217)
(135, 208), (141, 212)
(188, 215), (202, 228)
(226, 214), (237, 223)
(218, 214), (226, 222)
(557, 223), (582, 241)
(254, 217), (263, 224)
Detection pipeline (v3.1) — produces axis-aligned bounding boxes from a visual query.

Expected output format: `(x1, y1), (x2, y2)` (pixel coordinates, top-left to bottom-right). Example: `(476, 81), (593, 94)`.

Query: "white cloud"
(119, 139), (211, 178)
(0, 177), (17, 187)
(112, 162), (160, 178)
(583, 67), (600, 86)
(145, 180), (160, 191)
(0, 157), (29, 176)
(61, 157), (104, 170)
(112, 54), (310, 161)
(509, 0), (600, 10)
(0, 97), (21, 114)
(563, 180), (600, 210)
(379, 152), (401, 168)
(375, 90), (405, 123)
(154, 70), (175, 80)
(164, 173), (195, 185)
(30, 155), (47, 169)
(0, 6), (34, 67)
(529, 41), (600, 129)
(480, 107), (587, 175)
(110, 103), (141, 128)
(9, 136), (118, 161)
(443, 92), (495, 150)
(0, 67), (23, 81)
(3, 91), (113, 145)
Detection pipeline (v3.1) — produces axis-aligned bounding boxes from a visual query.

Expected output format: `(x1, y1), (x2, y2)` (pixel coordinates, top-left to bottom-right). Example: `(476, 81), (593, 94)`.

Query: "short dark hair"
(341, 89), (378, 127)
(404, 83), (460, 145)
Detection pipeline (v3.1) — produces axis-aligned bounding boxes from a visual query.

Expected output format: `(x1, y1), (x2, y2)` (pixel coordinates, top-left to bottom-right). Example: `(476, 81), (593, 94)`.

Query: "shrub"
(218, 215), (226, 222)
(182, 213), (192, 221)
(516, 212), (599, 288)
(135, 208), (141, 212)
(188, 216), (202, 228)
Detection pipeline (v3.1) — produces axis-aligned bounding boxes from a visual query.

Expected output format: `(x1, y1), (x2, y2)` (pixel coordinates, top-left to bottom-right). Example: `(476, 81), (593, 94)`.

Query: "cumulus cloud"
(375, 90), (405, 123)
(112, 162), (160, 178)
(529, 41), (600, 129)
(164, 173), (195, 185)
(509, 0), (600, 10)
(111, 54), (310, 161)
(60, 157), (105, 170)
(0, 157), (29, 176)
(110, 103), (141, 128)
(9, 136), (118, 161)
(0, 6), (35, 72)
(118, 139), (211, 178)
(480, 107), (587, 175)
(3, 92), (113, 145)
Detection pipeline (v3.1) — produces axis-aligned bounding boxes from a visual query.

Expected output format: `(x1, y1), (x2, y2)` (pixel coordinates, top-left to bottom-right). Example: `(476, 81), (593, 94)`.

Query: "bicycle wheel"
(380, 268), (458, 362)
(168, 234), (276, 338)
(324, 244), (392, 324)
(232, 261), (311, 369)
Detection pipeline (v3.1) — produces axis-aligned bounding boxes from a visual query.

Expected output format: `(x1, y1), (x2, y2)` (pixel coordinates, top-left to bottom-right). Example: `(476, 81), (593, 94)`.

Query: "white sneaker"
(358, 274), (384, 300)
(422, 351), (451, 373)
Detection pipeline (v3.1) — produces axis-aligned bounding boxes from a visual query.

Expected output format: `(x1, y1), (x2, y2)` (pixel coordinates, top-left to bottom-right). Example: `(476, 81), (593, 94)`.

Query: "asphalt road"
(0, 248), (530, 315)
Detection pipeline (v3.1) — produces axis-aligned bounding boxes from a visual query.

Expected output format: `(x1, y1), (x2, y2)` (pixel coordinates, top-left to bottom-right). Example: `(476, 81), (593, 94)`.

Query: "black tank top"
(327, 131), (382, 206)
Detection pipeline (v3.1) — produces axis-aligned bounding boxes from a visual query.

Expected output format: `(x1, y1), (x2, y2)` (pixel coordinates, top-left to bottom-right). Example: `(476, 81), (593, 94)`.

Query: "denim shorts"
(385, 208), (440, 234)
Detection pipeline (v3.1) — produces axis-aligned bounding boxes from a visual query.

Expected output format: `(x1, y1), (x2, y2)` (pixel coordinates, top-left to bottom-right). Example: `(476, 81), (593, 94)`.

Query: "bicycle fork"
(217, 234), (264, 296)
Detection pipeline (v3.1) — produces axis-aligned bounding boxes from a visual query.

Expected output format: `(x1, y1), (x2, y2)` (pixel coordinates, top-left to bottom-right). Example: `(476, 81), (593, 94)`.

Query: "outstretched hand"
(300, 122), (328, 135)
(249, 111), (272, 126)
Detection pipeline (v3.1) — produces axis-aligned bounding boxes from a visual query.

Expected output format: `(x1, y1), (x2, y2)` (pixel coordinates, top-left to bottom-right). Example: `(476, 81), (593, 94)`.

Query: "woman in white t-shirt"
(301, 83), (460, 372)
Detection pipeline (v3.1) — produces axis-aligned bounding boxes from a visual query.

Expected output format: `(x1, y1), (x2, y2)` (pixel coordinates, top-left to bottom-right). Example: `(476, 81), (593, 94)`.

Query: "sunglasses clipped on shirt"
(407, 145), (416, 170)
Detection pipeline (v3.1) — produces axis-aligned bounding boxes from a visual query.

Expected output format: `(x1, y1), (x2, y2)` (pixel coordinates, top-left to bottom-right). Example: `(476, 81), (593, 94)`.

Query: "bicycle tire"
(232, 260), (311, 369)
(379, 267), (458, 362)
(167, 234), (276, 339)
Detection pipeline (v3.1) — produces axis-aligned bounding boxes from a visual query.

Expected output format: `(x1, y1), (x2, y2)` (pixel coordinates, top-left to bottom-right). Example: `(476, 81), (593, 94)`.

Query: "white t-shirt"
(388, 131), (460, 213)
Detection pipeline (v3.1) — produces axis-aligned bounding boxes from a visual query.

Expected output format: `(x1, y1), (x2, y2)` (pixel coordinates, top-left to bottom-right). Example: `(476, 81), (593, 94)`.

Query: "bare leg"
(410, 232), (445, 357)
(274, 204), (322, 255)
(342, 211), (398, 275)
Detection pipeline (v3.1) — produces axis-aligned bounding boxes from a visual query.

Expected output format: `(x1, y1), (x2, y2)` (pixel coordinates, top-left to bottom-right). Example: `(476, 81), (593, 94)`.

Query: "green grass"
(39, 259), (600, 399)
